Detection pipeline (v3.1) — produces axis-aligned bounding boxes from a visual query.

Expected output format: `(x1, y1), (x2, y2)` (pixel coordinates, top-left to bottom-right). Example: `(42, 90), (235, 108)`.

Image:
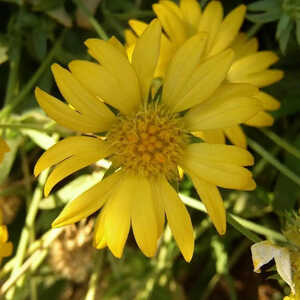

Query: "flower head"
(34, 20), (259, 261)
(126, 0), (283, 148)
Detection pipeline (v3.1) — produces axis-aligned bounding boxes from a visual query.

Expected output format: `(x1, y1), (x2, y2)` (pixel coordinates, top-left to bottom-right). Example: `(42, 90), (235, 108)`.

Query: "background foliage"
(0, 0), (300, 299)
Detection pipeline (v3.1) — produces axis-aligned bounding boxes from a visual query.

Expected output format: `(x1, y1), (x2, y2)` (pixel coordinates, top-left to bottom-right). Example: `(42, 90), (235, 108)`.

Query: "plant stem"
(248, 138), (300, 187)
(0, 123), (70, 136)
(85, 253), (103, 300)
(4, 38), (21, 106)
(0, 228), (63, 279)
(5, 169), (49, 299)
(260, 128), (300, 160)
(253, 146), (280, 176)
(0, 31), (65, 119)
(180, 194), (286, 242)
(73, 0), (108, 40)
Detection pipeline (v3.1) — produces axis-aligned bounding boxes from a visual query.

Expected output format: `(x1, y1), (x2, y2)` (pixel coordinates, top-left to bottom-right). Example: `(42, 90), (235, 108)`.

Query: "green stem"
(5, 170), (49, 300)
(248, 138), (300, 187)
(4, 38), (21, 105)
(85, 253), (103, 300)
(0, 228), (63, 279)
(73, 0), (108, 40)
(0, 31), (65, 119)
(0, 123), (70, 136)
(253, 146), (280, 176)
(180, 194), (285, 243)
(260, 128), (300, 160)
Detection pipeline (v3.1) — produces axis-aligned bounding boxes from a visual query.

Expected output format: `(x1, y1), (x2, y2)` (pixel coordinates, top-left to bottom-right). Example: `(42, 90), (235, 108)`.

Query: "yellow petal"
(182, 143), (254, 166)
(104, 175), (135, 258)
(153, 3), (186, 46)
(44, 148), (111, 197)
(184, 95), (262, 131)
(228, 51), (279, 80)
(0, 225), (8, 242)
(35, 87), (106, 133)
(209, 5), (246, 56)
(255, 91), (281, 111)
(151, 181), (165, 239)
(124, 29), (137, 46)
(198, 1), (223, 55)
(34, 136), (110, 176)
(245, 111), (274, 127)
(52, 171), (123, 227)
(68, 60), (131, 114)
(180, 0), (201, 33)
(51, 63), (116, 126)
(199, 129), (225, 144)
(173, 49), (234, 112)
(85, 38), (141, 113)
(224, 125), (247, 148)
(189, 175), (226, 235)
(93, 210), (107, 249)
(129, 19), (148, 36)
(131, 177), (158, 257)
(158, 177), (194, 262)
(181, 145), (255, 190)
(231, 33), (258, 60)
(132, 19), (161, 101)
(155, 33), (175, 78)
(162, 33), (207, 109)
(235, 70), (284, 87)
(108, 36), (127, 56)
(159, 0), (183, 19)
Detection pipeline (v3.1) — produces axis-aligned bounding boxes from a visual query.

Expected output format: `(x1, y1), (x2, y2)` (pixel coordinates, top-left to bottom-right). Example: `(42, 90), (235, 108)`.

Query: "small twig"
(73, 0), (108, 40)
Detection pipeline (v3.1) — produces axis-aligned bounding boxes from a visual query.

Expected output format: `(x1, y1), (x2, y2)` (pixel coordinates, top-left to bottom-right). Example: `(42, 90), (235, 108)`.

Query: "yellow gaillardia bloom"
(0, 209), (13, 264)
(34, 20), (260, 261)
(126, 0), (283, 148)
(0, 137), (9, 163)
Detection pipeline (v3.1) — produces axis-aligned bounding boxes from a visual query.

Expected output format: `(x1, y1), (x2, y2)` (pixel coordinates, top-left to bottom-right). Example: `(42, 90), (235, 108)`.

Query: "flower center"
(107, 105), (187, 179)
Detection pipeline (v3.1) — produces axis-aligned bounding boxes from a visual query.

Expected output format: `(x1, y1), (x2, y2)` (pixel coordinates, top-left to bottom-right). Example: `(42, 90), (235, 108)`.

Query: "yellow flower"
(0, 209), (13, 264)
(126, 0), (283, 148)
(0, 137), (9, 163)
(34, 20), (259, 261)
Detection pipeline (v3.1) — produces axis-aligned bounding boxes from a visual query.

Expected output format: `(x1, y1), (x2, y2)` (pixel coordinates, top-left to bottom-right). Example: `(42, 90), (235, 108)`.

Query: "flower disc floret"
(107, 105), (186, 179)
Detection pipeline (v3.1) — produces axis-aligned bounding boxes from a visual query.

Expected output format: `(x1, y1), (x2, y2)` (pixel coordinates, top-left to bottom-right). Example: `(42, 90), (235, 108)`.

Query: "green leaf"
(247, 11), (281, 23)
(248, 0), (281, 12)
